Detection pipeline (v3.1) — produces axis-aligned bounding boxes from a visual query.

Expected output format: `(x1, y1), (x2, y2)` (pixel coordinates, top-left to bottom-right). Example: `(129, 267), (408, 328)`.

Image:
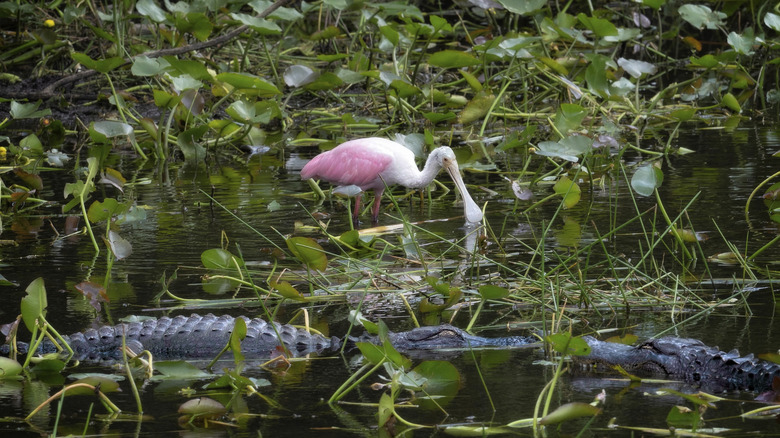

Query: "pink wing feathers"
(300, 140), (394, 189)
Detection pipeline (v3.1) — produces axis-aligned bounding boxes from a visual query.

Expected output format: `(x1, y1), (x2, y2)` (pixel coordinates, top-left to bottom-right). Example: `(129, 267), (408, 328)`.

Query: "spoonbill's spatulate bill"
(300, 137), (483, 224)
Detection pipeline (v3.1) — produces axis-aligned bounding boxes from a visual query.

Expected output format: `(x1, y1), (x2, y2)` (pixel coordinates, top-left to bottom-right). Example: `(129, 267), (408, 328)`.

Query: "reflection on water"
(1, 122), (780, 435)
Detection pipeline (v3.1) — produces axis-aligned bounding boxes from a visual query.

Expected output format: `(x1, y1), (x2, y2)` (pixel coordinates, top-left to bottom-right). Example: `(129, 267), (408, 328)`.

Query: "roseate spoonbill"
(300, 137), (483, 224)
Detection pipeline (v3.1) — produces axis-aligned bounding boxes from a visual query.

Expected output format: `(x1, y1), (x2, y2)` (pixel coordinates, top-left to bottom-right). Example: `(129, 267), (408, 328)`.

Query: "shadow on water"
(2, 122), (780, 436)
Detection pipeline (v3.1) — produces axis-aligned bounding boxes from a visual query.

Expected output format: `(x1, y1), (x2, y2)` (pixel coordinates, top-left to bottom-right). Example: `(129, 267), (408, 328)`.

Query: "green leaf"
(459, 93), (495, 124)
(92, 120), (133, 139)
(0, 357), (22, 378)
(173, 12), (212, 41)
(631, 164), (663, 196)
(553, 176), (581, 209)
(429, 50), (481, 69)
(554, 103), (587, 135)
(545, 332), (591, 355)
(495, 0), (545, 15)
(678, 4), (726, 30)
(721, 92), (741, 112)
(71, 53), (126, 74)
(478, 285), (509, 300)
(10, 101), (51, 119)
(765, 12), (780, 31)
(303, 72), (344, 91)
(154, 361), (212, 378)
(105, 230), (132, 260)
(65, 376), (121, 395)
(21, 277), (47, 332)
(286, 237), (328, 271)
(216, 72), (281, 97)
(423, 111), (456, 124)
(270, 280), (306, 301)
(178, 397), (226, 417)
(87, 198), (120, 223)
(163, 56), (211, 80)
(201, 248), (242, 270)
(539, 402), (601, 425)
(131, 55), (171, 76)
(177, 125), (208, 163)
(536, 135), (592, 162)
(577, 13), (618, 37)
(229, 317), (247, 363)
(136, 0), (168, 22)
(230, 13), (281, 35)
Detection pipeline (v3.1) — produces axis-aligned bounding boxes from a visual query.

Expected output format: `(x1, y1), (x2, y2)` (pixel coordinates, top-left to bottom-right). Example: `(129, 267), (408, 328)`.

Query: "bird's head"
(430, 146), (483, 224)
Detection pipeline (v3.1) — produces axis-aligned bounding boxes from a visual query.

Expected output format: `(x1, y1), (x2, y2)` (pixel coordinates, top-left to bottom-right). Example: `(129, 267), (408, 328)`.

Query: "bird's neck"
(409, 153), (442, 188)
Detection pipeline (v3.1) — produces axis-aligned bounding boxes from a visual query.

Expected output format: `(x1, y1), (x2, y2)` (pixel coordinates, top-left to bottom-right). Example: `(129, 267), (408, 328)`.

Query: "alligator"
(577, 336), (780, 393)
(2, 313), (536, 363)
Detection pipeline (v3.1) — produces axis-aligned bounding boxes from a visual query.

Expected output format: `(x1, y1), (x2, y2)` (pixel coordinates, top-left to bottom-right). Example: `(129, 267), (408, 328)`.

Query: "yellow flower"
(44, 19), (55, 28)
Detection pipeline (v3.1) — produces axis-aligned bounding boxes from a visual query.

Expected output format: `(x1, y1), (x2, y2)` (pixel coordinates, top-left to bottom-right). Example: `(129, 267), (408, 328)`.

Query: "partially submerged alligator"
(2, 313), (536, 362)
(578, 336), (780, 393)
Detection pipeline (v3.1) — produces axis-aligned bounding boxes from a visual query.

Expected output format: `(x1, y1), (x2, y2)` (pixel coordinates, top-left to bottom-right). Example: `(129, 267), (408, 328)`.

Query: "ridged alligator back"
(579, 336), (780, 392)
(28, 314), (337, 362)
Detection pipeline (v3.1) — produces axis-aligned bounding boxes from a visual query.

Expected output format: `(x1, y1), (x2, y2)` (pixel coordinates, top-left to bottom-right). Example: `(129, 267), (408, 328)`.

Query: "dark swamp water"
(2, 121), (780, 437)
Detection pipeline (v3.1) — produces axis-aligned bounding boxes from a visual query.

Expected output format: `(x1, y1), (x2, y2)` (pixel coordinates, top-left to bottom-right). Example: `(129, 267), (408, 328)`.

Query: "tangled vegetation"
(1, 0), (780, 435)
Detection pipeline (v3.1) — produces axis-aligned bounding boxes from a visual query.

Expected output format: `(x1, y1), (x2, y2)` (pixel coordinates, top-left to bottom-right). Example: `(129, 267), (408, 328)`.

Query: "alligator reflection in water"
(578, 336), (780, 393)
(2, 313), (537, 362)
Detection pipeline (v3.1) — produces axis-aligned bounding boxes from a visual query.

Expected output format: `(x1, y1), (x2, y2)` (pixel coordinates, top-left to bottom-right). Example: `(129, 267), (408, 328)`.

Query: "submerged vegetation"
(1, 0), (780, 435)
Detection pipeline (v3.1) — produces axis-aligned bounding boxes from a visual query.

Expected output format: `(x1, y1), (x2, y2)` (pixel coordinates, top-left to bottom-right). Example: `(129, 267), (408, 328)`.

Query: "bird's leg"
(353, 193), (362, 226)
(371, 189), (383, 223)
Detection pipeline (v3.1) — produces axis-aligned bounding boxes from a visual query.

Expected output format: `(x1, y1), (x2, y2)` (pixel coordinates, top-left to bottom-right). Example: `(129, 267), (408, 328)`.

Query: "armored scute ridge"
(3, 313), (537, 363)
(578, 336), (780, 393)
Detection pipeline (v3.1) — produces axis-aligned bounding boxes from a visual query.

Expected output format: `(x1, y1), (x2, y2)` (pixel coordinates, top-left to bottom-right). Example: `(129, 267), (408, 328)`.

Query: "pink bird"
(300, 137), (483, 224)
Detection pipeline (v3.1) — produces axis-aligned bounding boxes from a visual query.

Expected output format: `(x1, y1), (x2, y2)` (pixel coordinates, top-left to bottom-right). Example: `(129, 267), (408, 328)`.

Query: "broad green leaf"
(154, 361), (212, 378)
(178, 397), (226, 416)
(348, 311), (378, 334)
(65, 376), (120, 395)
(136, 0), (168, 22)
(423, 111), (456, 124)
(604, 334), (638, 345)
(201, 248), (242, 270)
(631, 164), (663, 196)
(666, 405), (701, 429)
(378, 392), (394, 427)
(459, 93), (495, 124)
(283, 65), (317, 87)
(286, 237), (328, 271)
(229, 317), (247, 363)
(442, 425), (515, 435)
(87, 198), (120, 222)
(721, 92), (741, 112)
(131, 55), (170, 76)
(248, 0), (303, 21)
(539, 402), (601, 425)
(411, 360), (460, 392)
(670, 108), (697, 121)
(765, 12), (780, 31)
(92, 120), (133, 139)
(495, 0), (545, 15)
(215, 72), (280, 97)
(0, 357), (22, 378)
(173, 12), (212, 41)
(585, 54), (610, 98)
(554, 103), (587, 135)
(617, 58), (657, 78)
(177, 125), (208, 163)
(21, 277), (47, 332)
(13, 167), (42, 191)
(429, 50), (480, 69)
(577, 13), (618, 37)
(163, 57), (211, 80)
(304, 72), (344, 91)
(230, 13), (281, 34)
(536, 135), (592, 162)
(10, 101), (51, 119)
(679, 4), (726, 30)
(270, 280), (306, 301)
(553, 176), (581, 209)
(727, 30), (755, 55)
(478, 285), (509, 300)
(545, 332), (590, 355)
(71, 53), (126, 73)
(105, 230), (132, 260)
